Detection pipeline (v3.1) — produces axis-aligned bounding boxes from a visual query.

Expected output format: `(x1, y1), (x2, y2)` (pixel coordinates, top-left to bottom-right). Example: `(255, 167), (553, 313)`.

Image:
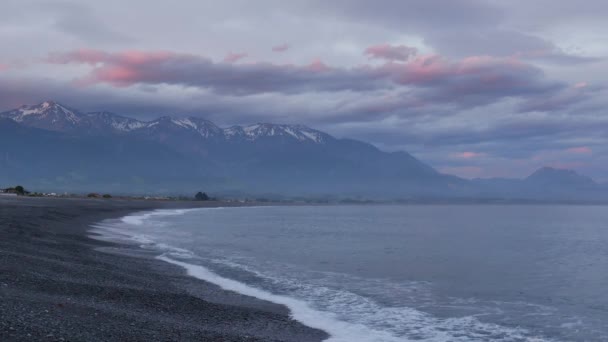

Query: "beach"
(0, 197), (328, 342)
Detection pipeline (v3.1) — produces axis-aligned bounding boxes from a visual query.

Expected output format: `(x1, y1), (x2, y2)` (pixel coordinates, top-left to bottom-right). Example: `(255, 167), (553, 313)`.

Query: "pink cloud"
(47, 49), (352, 93)
(48, 49), (186, 87)
(0, 63), (8, 71)
(272, 43), (290, 52)
(364, 44), (417, 61)
(566, 146), (592, 154)
(223, 52), (248, 63)
(90, 66), (141, 87)
(307, 59), (331, 72)
(573, 82), (588, 89)
(118, 50), (175, 64)
(45, 48), (558, 103)
(386, 54), (447, 83)
(375, 54), (557, 105)
(451, 151), (487, 159)
(381, 54), (508, 84)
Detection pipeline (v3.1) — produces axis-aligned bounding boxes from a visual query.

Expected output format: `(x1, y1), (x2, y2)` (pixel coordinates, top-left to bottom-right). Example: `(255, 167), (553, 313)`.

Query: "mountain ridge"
(0, 101), (332, 144)
(1, 101), (605, 200)
(1, 101), (446, 196)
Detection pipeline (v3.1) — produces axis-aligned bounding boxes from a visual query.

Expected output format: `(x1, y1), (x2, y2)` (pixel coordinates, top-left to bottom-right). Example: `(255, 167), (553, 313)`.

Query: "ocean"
(92, 205), (608, 341)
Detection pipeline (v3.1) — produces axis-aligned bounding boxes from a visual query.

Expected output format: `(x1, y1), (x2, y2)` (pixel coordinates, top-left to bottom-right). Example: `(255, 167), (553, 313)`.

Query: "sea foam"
(158, 255), (405, 342)
(121, 208), (199, 226)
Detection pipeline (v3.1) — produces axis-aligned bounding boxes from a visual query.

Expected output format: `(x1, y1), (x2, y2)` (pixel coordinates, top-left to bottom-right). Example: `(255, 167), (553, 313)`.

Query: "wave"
(120, 208), (202, 226)
(158, 255), (405, 342)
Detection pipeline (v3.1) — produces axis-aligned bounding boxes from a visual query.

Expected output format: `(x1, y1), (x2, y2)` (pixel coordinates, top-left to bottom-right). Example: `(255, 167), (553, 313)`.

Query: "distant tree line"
(1, 185), (29, 195)
(87, 193), (112, 199)
(195, 192), (210, 201)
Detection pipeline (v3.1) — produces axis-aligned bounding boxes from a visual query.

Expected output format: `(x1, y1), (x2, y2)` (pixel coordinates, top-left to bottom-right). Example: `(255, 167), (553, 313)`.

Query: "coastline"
(0, 196), (328, 341)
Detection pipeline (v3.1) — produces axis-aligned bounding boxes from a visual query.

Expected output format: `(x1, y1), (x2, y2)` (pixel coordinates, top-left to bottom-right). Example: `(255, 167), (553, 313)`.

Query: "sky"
(1, 0), (607, 181)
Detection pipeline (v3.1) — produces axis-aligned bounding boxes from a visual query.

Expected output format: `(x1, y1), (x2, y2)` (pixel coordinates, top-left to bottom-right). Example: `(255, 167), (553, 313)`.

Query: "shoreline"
(0, 196), (328, 341)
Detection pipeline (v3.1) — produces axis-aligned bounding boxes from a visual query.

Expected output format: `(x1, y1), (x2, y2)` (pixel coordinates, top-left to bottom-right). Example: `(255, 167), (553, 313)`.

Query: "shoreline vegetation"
(3, 185), (608, 205)
(0, 196), (328, 341)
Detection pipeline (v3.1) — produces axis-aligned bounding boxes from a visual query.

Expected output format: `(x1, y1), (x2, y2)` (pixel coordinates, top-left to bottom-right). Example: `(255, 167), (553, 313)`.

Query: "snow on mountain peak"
(224, 123), (328, 143)
(86, 111), (146, 132)
(137, 116), (223, 138)
(3, 101), (82, 125)
(40, 100), (61, 109)
(1, 101), (330, 144)
(171, 118), (197, 129)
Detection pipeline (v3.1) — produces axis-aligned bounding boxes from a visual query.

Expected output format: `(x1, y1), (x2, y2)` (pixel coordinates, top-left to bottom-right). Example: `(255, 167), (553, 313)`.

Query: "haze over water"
(95, 205), (608, 341)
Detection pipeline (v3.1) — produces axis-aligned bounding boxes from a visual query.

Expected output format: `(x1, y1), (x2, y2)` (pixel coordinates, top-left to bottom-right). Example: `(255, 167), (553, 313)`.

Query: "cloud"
(0, 64), (8, 71)
(223, 52), (248, 63)
(311, 0), (603, 64)
(518, 82), (592, 112)
(451, 151), (486, 159)
(513, 48), (603, 65)
(566, 146), (592, 154)
(47, 49), (389, 94)
(47, 49), (562, 109)
(374, 55), (562, 109)
(317, 0), (503, 32)
(272, 43), (290, 52)
(44, 2), (133, 44)
(47, 49), (174, 65)
(364, 44), (417, 61)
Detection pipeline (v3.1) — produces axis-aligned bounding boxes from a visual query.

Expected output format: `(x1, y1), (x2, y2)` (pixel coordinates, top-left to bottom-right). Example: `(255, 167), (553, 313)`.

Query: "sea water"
(91, 205), (608, 341)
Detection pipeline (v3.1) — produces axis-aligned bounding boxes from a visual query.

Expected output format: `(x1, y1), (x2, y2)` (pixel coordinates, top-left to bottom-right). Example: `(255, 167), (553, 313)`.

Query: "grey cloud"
(47, 50), (564, 113)
(44, 1), (133, 44)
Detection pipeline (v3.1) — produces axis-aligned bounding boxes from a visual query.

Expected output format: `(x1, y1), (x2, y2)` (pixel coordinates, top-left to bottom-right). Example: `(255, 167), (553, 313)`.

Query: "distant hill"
(472, 167), (605, 201)
(1, 101), (606, 200)
(526, 167), (597, 188)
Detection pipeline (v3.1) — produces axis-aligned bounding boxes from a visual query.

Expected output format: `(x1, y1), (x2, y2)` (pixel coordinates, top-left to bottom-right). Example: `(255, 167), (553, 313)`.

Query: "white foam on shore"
(94, 208), (404, 341)
(158, 254), (405, 342)
(120, 208), (201, 226)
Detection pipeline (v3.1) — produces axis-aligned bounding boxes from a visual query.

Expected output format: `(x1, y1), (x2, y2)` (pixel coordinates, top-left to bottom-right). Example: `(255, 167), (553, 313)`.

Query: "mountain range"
(1, 101), (605, 200)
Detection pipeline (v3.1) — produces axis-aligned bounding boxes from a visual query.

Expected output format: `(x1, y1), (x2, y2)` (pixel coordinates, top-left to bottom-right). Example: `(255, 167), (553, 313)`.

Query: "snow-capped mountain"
(0, 101), (85, 132)
(225, 123), (330, 143)
(1, 100), (450, 195)
(0, 101), (332, 144)
(86, 111), (147, 133)
(172, 117), (224, 138)
(133, 119), (331, 144)
(2, 101), (604, 200)
(138, 116), (225, 139)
